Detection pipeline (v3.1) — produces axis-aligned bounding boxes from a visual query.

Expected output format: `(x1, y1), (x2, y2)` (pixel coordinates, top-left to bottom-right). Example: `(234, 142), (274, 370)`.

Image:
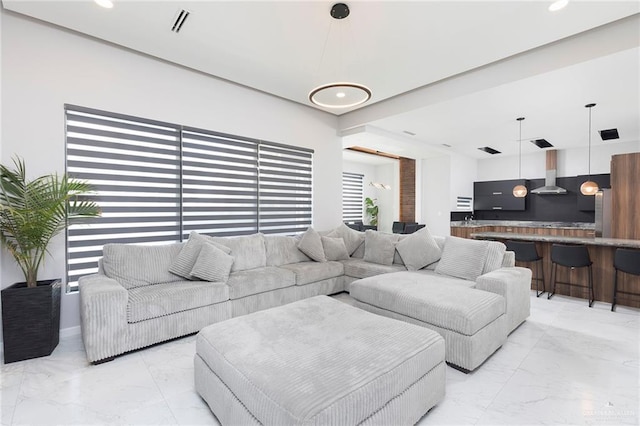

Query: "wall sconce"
(370, 182), (391, 190)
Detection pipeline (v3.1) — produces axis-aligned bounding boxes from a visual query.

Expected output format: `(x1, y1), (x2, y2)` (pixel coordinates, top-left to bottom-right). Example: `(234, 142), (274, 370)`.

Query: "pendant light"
(309, 3), (371, 109)
(513, 117), (527, 198)
(580, 103), (599, 196)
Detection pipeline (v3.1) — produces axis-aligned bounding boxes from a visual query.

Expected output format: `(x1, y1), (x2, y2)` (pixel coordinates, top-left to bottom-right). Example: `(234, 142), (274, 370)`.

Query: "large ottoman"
(350, 272), (507, 372)
(195, 295), (446, 425)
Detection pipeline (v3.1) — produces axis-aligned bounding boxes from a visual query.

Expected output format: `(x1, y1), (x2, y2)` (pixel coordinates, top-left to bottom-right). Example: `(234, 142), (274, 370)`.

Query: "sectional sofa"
(79, 224), (530, 364)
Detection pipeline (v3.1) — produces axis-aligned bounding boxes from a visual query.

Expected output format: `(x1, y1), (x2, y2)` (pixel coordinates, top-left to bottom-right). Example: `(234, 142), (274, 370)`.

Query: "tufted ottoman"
(350, 272), (507, 372)
(195, 295), (445, 425)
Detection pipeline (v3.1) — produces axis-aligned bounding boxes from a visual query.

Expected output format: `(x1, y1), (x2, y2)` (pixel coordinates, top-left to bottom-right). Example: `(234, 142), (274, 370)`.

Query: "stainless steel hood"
(531, 150), (568, 195)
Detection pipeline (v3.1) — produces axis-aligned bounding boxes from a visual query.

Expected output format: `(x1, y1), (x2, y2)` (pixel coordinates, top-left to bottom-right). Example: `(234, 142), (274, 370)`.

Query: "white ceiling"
(3, 0), (639, 160)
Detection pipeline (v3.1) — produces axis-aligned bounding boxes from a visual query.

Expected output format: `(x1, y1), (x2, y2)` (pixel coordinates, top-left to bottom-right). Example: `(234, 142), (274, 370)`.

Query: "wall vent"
(171, 9), (190, 33)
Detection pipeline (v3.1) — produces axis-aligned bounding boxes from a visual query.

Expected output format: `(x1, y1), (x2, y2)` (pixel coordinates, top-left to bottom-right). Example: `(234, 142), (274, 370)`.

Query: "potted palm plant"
(0, 157), (100, 363)
(365, 197), (378, 228)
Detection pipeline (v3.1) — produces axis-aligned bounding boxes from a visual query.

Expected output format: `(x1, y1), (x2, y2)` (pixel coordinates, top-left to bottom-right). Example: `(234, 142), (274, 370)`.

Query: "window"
(456, 196), (472, 211)
(342, 172), (364, 223)
(65, 105), (313, 291)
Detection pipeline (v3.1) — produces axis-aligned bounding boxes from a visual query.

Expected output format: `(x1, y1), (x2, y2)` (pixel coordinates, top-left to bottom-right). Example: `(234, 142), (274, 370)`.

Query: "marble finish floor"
(1, 292), (638, 425)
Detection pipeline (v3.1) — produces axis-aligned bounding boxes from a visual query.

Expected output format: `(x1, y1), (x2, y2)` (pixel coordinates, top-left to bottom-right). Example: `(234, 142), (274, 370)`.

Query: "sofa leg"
(92, 356), (115, 365)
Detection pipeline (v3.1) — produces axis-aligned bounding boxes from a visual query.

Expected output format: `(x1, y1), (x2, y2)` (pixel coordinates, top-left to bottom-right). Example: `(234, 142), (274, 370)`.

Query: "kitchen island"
(472, 231), (640, 309)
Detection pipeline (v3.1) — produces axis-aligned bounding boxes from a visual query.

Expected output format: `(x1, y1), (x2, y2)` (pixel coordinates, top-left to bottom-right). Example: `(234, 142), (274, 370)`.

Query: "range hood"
(531, 150), (568, 195)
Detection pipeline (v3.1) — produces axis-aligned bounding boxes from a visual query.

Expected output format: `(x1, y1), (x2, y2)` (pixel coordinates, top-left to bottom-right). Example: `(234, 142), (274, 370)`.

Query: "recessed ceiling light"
(95, 0), (114, 9)
(599, 128), (620, 140)
(530, 138), (554, 148)
(548, 0), (569, 12)
(478, 147), (501, 155)
(336, 92), (346, 98)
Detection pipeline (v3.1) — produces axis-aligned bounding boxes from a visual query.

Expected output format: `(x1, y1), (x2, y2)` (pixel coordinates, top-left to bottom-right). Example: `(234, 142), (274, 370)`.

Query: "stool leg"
(611, 270), (618, 312)
(536, 260), (544, 297)
(548, 262), (557, 300)
(588, 265), (594, 308)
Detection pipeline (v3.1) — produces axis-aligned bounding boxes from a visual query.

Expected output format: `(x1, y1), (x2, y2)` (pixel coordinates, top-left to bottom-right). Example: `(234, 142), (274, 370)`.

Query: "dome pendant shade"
(309, 83), (372, 109)
(512, 117), (527, 198)
(580, 180), (599, 196)
(513, 185), (528, 198)
(581, 103), (598, 196)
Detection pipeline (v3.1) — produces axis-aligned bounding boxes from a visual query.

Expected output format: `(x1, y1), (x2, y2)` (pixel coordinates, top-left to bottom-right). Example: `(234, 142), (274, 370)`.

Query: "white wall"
(449, 153), (477, 212)
(0, 11), (342, 334)
(419, 156), (451, 237)
(373, 163), (399, 233)
(477, 141), (640, 181)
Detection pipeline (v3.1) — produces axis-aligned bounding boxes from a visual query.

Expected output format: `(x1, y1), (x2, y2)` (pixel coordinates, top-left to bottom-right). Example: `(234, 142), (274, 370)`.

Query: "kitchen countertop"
(451, 220), (595, 230)
(472, 232), (640, 249)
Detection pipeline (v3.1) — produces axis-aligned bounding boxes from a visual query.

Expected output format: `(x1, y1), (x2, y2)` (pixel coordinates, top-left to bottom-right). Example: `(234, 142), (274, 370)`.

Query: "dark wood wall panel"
(611, 152), (640, 240)
(399, 157), (415, 222)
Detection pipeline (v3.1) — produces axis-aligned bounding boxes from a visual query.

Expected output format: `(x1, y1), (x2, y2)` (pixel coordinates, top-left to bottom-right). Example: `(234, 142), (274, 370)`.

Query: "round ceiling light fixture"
(309, 3), (372, 109)
(95, 0), (114, 9)
(309, 82), (372, 109)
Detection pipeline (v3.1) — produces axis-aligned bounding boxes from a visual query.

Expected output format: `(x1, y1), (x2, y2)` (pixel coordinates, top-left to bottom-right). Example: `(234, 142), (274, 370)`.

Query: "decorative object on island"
(0, 157), (100, 363)
(580, 103), (599, 196)
(364, 197), (378, 227)
(308, 3), (372, 109)
(512, 117), (528, 198)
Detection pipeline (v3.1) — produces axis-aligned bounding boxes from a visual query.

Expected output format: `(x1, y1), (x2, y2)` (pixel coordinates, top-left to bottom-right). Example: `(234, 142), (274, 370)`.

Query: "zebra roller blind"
(342, 172), (364, 222)
(65, 105), (313, 291)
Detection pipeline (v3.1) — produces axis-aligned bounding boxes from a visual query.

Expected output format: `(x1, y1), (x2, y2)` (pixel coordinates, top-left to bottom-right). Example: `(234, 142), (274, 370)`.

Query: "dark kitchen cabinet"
(474, 179), (527, 211)
(576, 174), (610, 211)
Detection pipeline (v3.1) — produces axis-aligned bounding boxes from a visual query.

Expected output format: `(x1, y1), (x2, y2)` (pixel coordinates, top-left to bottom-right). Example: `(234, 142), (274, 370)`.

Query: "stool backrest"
(614, 249), (640, 276)
(392, 221), (405, 234)
(403, 223), (419, 234)
(551, 244), (591, 268)
(505, 241), (540, 262)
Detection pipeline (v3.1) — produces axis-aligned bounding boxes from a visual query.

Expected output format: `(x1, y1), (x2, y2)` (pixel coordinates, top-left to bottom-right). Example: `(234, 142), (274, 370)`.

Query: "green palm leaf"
(0, 157), (100, 287)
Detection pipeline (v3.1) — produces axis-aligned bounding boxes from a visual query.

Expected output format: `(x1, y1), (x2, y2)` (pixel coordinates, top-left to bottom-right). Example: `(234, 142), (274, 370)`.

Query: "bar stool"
(612, 248), (640, 312)
(548, 244), (594, 307)
(505, 241), (545, 297)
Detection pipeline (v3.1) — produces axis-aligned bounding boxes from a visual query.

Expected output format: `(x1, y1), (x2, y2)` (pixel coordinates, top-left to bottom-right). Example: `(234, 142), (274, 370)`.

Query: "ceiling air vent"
(599, 128), (619, 140)
(530, 138), (554, 148)
(478, 146), (501, 155)
(171, 9), (190, 33)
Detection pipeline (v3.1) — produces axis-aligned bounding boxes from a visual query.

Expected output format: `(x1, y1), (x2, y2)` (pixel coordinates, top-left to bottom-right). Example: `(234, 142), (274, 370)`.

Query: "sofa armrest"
(79, 274), (129, 363)
(502, 251), (515, 268)
(475, 267), (531, 334)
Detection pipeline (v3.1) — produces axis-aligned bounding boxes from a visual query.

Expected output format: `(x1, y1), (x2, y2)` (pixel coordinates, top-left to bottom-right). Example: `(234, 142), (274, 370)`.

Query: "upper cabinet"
(576, 173), (610, 211)
(474, 179), (527, 211)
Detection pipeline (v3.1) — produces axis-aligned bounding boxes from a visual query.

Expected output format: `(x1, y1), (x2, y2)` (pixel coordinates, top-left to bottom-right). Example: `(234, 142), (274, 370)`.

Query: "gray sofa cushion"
(327, 223), (365, 255)
(321, 236), (350, 261)
(170, 232), (232, 280)
(103, 243), (185, 290)
(226, 266), (295, 299)
(413, 269), (476, 288)
(297, 227), (326, 262)
(483, 241), (507, 274)
(396, 226), (442, 271)
(342, 258), (407, 279)
(363, 230), (399, 266)
(213, 233), (267, 272)
(435, 236), (489, 281)
(350, 272), (505, 336)
(127, 280), (229, 323)
(280, 261), (345, 286)
(264, 235), (310, 266)
(190, 243), (235, 282)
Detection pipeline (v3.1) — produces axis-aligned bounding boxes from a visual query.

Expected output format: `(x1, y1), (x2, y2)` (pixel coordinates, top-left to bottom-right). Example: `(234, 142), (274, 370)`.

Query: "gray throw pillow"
(321, 236), (349, 261)
(297, 227), (327, 262)
(483, 241), (507, 274)
(327, 223), (365, 255)
(170, 232), (232, 280)
(190, 243), (235, 282)
(396, 226), (442, 271)
(435, 236), (489, 281)
(363, 230), (397, 266)
(211, 233), (267, 272)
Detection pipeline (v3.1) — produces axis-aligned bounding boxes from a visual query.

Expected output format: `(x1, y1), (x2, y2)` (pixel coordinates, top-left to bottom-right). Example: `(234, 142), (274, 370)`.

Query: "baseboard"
(60, 326), (81, 339)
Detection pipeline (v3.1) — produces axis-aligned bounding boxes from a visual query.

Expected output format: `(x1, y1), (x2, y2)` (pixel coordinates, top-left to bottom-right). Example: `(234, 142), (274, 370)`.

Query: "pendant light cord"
(588, 106), (592, 178)
(519, 119), (522, 178)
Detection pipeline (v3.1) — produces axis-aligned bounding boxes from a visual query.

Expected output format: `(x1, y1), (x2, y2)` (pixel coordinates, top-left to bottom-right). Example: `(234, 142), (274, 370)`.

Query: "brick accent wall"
(399, 157), (415, 222)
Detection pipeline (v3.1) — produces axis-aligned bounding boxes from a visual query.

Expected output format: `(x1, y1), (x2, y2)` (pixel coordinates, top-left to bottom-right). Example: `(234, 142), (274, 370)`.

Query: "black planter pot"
(1, 279), (61, 363)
